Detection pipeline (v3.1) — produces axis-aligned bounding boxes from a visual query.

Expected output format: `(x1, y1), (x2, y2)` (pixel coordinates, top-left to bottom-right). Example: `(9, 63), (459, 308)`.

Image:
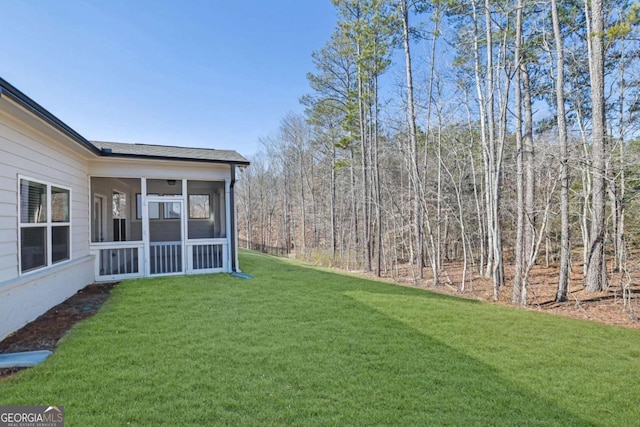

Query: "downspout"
(230, 163), (238, 272)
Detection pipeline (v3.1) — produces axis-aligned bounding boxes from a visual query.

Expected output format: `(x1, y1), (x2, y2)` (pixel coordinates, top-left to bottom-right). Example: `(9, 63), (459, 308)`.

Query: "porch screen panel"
(89, 177), (142, 243)
(187, 180), (225, 239)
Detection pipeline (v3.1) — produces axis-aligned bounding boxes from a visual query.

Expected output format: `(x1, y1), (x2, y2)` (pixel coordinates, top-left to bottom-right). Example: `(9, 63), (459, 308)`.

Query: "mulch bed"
(0, 282), (117, 379)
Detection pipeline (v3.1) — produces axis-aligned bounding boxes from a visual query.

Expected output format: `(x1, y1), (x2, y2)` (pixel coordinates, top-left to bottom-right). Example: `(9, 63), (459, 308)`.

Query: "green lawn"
(1, 251), (639, 426)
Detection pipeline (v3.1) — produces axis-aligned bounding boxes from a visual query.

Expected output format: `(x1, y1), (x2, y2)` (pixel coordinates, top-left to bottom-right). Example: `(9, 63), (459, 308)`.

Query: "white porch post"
(225, 178), (232, 272)
(182, 179), (188, 271)
(141, 178), (149, 276)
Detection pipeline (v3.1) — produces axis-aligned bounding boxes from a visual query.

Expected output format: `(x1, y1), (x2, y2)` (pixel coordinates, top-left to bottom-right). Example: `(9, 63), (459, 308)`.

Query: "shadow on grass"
(341, 290), (596, 426)
(240, 251), (596, 425)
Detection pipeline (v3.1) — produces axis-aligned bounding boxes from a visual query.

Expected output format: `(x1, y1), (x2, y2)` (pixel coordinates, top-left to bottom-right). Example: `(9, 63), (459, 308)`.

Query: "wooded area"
(237, 0), (640, 311)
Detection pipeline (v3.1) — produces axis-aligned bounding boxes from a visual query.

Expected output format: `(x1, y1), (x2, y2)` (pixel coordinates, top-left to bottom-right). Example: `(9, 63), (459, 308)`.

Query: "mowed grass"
(1, 251), (639, 426)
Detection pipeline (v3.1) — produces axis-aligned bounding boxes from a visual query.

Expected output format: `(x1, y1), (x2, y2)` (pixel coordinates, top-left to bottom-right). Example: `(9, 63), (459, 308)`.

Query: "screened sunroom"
(89, 176), (230, 281)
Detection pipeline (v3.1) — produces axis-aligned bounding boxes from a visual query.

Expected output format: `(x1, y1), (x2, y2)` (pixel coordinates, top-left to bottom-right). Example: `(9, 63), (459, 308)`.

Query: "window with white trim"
(19, 177), (71, 273)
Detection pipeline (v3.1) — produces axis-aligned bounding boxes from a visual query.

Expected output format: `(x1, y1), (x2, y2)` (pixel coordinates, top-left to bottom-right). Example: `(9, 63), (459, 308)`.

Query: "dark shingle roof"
(92, 141), (249, 165)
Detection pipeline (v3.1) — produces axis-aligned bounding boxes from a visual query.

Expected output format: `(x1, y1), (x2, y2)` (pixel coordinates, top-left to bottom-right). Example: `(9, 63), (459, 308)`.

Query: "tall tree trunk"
(424, 2), (442, 283)
(584, 0), (607, 292)
(521, 64), (534, 305)
(513, 0), (525, 304)
(399, 0), (424, 280)
(577, 115), (592, 275)
(470, 0), (491, 280)
(357, 41), (372, 272)
(350, 145), (358, 267)
(373, 71), (382, 277)
(552, 0), (571, 302)
(616, 142), (625, 272)
(299, 139), (307, 256)
(331, 143), (337, 262)
(484, 0), (504, 298)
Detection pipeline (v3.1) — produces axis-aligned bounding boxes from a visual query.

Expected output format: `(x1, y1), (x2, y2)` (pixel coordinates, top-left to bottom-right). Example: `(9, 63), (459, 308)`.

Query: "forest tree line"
(237, 0), (640, 305)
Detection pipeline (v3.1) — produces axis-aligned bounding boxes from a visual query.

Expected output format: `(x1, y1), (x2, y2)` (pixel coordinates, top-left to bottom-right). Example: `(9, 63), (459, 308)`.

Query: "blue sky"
(1, 1), (337, 157)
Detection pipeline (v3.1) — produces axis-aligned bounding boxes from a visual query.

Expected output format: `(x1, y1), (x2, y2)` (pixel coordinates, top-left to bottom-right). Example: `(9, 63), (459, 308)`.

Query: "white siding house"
(0, 77), (249, 340)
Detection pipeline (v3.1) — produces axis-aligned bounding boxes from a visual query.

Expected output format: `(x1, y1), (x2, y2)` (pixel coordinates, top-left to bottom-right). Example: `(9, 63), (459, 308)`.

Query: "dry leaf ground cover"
(368, 258), (640, 329)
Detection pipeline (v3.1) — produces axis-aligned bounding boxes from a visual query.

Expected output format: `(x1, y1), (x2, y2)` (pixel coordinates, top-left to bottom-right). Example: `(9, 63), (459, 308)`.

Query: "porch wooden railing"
(150, 241), (182, 275)
(90, 239), (228, 281)
(90, 241), (144, 281)
(186, 239), (227, 273)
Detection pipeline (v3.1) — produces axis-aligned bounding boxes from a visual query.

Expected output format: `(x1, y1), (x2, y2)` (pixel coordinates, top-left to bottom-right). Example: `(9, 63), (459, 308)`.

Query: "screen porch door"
(146, 197), (185, 275)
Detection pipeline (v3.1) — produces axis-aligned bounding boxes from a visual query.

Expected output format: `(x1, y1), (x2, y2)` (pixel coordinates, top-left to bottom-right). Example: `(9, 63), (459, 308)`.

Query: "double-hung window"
(19, 177), (71, 274)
